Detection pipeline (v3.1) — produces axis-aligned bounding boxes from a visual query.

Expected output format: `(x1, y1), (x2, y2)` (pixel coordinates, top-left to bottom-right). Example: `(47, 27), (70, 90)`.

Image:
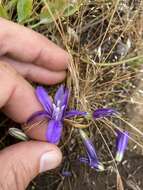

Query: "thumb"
(0, 141), (62, 190)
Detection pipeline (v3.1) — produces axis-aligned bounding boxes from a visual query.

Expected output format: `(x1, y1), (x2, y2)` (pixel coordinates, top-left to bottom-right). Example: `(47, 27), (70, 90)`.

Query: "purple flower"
(27, 85), (87, 144)
(79, 129), (104, 171)
(93, 108), (116, 119)
(115, 130), (129, 162)
(62, 171), (72, 177)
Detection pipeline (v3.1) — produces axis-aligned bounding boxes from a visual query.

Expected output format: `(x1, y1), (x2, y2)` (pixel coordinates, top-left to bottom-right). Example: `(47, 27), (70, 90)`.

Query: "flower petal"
(54, 85), (69, 109)
(62, 88), (69, 108)
(79, 156), (104, 171)
(90, 161), (104, 171)
(64, 110), (87, 118)
(79, 130), (104, 171)
(36, 86), (53, 114)
(54, 85), (65, 104)
(79, 157), (89, 164)
(46, 120), (63, 144)
(62, 171), (72, 177)
(93, 108), (116, 119)
(115, 130), (122, 149)
(84, 139), (99, 163)
(79, 130), (98, 163)
(115, 131), (129, 162)
(27, 111), (50, 123)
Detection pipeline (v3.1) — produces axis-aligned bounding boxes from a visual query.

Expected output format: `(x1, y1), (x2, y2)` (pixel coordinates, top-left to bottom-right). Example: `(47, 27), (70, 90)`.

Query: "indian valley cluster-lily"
(27, 85), (129, 171)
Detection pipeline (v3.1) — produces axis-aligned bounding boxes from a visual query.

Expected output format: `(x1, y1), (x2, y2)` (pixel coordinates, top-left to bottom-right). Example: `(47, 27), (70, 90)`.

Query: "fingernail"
(39, 151), (61, 173)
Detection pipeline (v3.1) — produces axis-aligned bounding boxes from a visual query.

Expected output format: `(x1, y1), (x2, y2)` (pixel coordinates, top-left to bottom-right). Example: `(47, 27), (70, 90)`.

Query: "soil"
(27, 151), (143, 190)
(127, 69), (143, 155)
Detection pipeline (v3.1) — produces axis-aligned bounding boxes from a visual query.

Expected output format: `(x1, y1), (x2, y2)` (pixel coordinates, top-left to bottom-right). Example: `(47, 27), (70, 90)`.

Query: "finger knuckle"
(0, 61), (19, 79)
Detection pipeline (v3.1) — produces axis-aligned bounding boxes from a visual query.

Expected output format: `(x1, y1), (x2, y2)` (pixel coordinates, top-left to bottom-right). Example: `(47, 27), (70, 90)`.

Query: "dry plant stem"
(104, 0), (143, 62)
(23, 119), (48, 133)
(92, 120), (120, 175)
(99, 0), (120, 50)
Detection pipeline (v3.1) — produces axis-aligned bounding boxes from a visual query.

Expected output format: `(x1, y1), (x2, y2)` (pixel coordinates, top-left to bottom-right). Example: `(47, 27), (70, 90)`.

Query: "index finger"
(0, 61), (48, 141)
(0, 18), (69, 71)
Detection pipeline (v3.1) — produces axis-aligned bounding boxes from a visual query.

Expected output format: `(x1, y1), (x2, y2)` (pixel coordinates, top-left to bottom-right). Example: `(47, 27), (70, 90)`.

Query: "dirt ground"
(27, 150), (143, 190)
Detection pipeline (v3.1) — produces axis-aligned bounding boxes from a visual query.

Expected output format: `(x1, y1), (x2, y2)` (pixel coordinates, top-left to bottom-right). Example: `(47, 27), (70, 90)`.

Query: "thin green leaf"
(99, 55), (143, 67)
(17, 0), (33, 23)
(7, 0), (18, 10)
(0, 4), (9, 19)
(40, 0), (66, 24)
(40, 0), (80, 24)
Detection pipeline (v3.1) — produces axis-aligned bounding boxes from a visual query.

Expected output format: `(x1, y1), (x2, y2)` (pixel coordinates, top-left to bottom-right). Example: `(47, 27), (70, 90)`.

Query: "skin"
(0, 17), (69, 190)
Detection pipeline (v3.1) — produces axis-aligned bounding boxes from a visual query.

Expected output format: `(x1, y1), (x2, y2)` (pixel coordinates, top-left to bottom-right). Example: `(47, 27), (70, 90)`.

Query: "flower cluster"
(27, 85), (129, 170)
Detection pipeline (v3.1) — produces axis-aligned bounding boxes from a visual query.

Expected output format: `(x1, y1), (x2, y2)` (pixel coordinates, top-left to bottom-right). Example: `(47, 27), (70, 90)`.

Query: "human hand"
(0, 18), (69, 189)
